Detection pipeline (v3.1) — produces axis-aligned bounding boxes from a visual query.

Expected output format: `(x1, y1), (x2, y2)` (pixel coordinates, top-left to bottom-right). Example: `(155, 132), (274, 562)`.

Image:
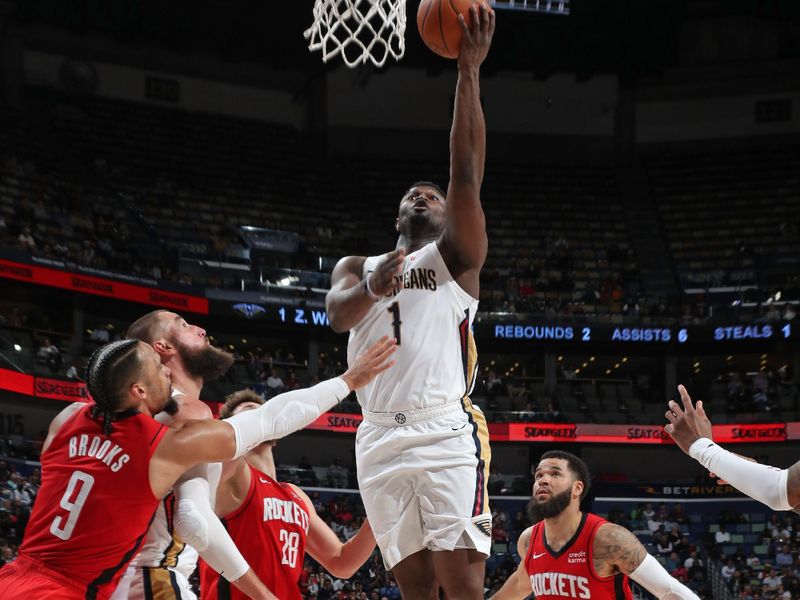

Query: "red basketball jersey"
(524, 512), (634, 600)
(200, 466), (309, 600)
(19, 404), (167, 599)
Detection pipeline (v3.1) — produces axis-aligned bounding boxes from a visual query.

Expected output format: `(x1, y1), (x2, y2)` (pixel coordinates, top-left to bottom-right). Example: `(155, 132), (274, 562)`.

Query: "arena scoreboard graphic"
(487, 322), (795, 345)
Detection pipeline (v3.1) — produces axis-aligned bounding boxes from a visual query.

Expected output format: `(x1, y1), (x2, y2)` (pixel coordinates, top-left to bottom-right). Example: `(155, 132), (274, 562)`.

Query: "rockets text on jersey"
(199, 466), (309, 600)
(524, 513), (634, 600)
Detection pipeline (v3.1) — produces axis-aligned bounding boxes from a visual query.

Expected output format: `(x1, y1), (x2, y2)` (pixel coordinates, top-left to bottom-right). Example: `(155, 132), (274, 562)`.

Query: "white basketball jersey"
(125, 389), (221, 585)
(132, 495), (199, 579)
(347, 241), (479, 413)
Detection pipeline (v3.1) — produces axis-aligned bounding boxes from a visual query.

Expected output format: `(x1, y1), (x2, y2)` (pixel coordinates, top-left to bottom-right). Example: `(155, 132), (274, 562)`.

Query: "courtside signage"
(0, 378), (793, 444)
(0, 259), (208, 314)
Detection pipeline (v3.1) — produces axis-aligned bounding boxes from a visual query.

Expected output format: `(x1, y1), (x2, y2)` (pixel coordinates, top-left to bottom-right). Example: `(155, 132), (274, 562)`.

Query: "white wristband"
(689, 437), (791, 511)
(364, 277), (381, 301)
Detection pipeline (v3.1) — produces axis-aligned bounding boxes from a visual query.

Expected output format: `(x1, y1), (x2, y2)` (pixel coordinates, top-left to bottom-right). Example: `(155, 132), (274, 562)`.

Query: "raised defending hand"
(457, 3), (495, 70)
(340, 336), (397, 391)
(664, 385), (707, 454)
(367, 249), (405, 298)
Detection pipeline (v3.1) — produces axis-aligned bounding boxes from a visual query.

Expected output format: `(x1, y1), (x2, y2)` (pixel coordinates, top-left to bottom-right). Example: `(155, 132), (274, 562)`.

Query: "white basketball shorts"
(356, 399), (492, 570)
(111, 564), (197, 600)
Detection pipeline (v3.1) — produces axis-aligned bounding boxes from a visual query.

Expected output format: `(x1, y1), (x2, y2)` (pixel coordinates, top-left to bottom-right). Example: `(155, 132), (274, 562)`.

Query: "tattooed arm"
(592, 523), (647, 578)
(593, 523), (699, 599)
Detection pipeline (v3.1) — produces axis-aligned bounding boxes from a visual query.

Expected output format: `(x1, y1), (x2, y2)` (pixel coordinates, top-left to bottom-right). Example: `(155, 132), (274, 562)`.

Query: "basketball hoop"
(304, 0), (407, 68)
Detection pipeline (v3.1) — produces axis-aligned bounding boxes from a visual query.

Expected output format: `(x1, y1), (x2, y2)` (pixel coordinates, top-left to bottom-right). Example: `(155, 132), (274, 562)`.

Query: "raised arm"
(489, 526), (534, 599)
(665, 385), (800, 511)
(326, 252), (405, 333)
(291, 485), (377, 579)
(594, 523), (699, 600)
(439, 4), (495, 276)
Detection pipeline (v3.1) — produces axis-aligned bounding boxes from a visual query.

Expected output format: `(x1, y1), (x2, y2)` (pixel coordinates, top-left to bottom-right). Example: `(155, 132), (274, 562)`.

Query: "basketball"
(417, 0), (481, 59)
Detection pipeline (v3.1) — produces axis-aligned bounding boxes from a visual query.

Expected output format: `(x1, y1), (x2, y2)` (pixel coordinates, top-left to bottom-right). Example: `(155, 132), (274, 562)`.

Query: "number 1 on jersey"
(50, 470), (95, 541)
(387, 302), (402, 345)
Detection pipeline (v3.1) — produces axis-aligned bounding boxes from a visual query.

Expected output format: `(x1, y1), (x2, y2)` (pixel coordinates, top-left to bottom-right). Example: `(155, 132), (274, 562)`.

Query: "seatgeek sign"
(0, 373), (791, 444)
(0, 258), (208, 314)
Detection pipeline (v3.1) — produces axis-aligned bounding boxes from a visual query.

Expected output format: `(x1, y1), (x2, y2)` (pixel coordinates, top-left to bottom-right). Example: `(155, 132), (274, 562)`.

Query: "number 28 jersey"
(348, 241), (480, 413)
(20, 404), (167, 599)
(199, 466), (309, 600)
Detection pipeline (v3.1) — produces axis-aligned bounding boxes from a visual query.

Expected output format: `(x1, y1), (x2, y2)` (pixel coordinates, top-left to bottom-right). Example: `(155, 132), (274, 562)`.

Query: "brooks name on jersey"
(67, 433), (130, 472)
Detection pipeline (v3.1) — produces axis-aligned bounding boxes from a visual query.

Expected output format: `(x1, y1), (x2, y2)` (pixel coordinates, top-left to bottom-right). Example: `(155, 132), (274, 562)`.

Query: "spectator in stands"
(656, 533), (673, 556)
(647, 510), (663, 533)
(35, 337), (61, 372)
(781, 565), (799, 595)
(491, 522), (508, 544)
(668, 524), (683, 547)
(284, 370), (300, 391)
(772, 521), (791, 541)
(378, 577), (401, 600)
(775, 545), (793, 567)
(721, 559), (736, 581)
(763, 565), (782, 593)
(64, 364), (79, 380)
(746, 550), (761, 568)
(716, 524), (731, 545)
(486, 370), (505, 401)
(265, 367), (285, 397)
(784, 304), (796, 321)
(664, 551), (680, 572)
(17, 227), (35, 251)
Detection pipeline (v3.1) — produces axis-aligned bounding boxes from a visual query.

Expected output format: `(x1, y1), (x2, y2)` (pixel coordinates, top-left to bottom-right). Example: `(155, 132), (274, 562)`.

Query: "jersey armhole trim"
(587, 519), (618, 583)
(41, 403), (88, 459)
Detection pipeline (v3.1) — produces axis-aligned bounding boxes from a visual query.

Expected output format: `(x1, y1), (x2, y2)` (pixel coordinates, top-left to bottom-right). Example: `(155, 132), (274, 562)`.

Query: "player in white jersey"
(326, 5), (495, 599)
(113, 310), (270, 600)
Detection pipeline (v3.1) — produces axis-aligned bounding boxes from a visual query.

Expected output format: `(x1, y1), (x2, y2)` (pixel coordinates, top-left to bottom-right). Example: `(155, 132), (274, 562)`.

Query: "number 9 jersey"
(348, 241), (480, 414)
(0, 404), (167, 600)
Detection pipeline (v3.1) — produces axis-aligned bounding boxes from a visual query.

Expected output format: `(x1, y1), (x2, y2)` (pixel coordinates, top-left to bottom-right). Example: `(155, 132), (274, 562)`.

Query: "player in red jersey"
(0, 336), (395, 600)
(490, 451), (699, 600)
(199, 390), (378, 600)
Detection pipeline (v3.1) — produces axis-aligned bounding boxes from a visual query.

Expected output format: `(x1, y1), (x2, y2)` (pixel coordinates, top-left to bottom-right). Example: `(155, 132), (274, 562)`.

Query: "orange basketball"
(417, 0), (481, 60)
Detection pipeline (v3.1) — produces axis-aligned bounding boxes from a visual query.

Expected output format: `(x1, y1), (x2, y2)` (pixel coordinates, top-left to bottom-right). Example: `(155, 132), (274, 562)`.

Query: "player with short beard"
(112, 310), (248, 600)
(490, 451), (699, 600)
(115, 311), (396, 600)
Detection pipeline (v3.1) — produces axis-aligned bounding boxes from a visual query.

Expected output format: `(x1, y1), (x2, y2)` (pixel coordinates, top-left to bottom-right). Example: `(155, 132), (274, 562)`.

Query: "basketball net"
(304, 0), (407, 68)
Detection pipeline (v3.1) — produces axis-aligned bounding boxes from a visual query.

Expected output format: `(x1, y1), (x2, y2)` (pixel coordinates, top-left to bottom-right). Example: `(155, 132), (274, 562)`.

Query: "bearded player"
(0, 337), (394, 599)
(115, 310), (392, 600)
(490, 451), (700, 600)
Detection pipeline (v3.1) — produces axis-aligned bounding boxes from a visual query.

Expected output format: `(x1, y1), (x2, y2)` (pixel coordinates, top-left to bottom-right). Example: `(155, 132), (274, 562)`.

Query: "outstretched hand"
(664, 385), (712, 454)
(341, 336), (397, 391)
(457, 3), (495, 70)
